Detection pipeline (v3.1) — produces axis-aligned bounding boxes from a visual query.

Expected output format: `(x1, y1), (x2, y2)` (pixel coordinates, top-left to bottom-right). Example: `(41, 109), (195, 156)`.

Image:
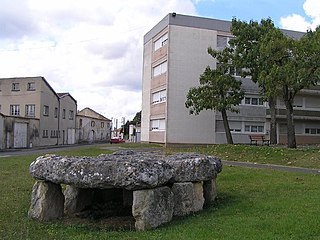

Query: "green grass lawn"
(167, 144), (320, 169)
(1, 144), (320, 239)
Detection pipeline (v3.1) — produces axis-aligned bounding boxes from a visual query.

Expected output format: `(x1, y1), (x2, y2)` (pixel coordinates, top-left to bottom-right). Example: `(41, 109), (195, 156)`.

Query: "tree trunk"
(284, 97), (297, 148)
(268, 96), (277, 145)
(221, 109), (234, 144)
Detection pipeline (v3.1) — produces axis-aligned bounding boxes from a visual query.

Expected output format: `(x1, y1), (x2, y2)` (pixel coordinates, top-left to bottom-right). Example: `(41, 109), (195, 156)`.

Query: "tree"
(132, 111), (141, 125)
(122, 120), (130, 138)
(231, 19), (320, 148)
(230, 18), (279, 144)
(185, 47), (244, 144)
(259, 26), (320, 148)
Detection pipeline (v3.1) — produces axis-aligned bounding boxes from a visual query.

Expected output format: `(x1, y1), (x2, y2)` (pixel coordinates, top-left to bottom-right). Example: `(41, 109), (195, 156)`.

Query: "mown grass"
(167, 144), (320, 169)
(0, 144), (320, 239)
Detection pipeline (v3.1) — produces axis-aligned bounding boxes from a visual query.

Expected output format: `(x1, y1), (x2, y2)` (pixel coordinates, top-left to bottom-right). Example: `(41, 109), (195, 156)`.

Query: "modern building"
(141, 13), (320, 145)
(76, 107), (111, 143)
(0, 113), (4, 149)
(0, 76), (77, 148)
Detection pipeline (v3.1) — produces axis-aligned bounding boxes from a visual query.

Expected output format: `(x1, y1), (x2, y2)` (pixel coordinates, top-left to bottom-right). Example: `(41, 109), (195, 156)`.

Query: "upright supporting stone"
(28, 181), (64, 221)
(64, 186), (94, 215)
(132, 186), (174, 231)
(203, 178), (217, 205)
(172, 182), (194, 216)
(192, 182), (204, 212)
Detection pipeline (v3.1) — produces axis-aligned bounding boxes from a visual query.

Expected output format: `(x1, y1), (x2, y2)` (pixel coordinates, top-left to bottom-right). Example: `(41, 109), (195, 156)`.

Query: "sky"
(0, 0), (319, 123)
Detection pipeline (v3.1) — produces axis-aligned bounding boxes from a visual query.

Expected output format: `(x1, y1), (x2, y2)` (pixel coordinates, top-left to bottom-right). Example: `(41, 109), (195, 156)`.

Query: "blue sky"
(0, 0), (319, 121)
(196, 0), (308, 26)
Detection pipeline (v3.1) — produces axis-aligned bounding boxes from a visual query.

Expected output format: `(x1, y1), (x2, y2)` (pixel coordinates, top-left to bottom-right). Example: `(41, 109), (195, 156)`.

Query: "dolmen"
(28, 150), (222, 231)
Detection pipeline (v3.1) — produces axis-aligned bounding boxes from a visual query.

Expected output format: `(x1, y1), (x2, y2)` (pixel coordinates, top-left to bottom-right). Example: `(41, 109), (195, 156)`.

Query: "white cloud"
(280, 0), (320, 31)
(0, 0), (197, 120)
(303, 0), (320, 19)
(280, 13), (311, 32)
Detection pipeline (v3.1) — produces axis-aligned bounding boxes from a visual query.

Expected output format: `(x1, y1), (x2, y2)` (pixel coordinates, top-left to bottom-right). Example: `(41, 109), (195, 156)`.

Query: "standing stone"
(192, 182), (204, 212)
(132, 186), (174, 231)
(203, 178), (217, 205)
(64, 186), (94, 215)
(28, 181), (64, 221)
(172, 182), (194, 216)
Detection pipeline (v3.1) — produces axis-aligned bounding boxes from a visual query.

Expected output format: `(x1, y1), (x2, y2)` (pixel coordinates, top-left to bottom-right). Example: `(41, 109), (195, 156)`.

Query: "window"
(54, 107), (58, 118)
(217, 35), (232, 49)
(230, 128), (241, 132)
(101, 122), (104, 128)
(293, 98), (303, 108)
(25, 104), (35, 117)
(151, 119), (165, 131)
(91, 121), (95, 127)
(79, 119), (83, 127)
(251, 98), (258, 105)
(245, 125), (264, 133)
(12, 83), (20, 91)
(42, 130), (48, 138)
(243, 97), (264, 106)
(154, 33), (168, 51)
(43, 105), (49, 116)
(10, 105), (20, 116)
(152, 89), (167, 104)
(62, 109), (66, 119)
(305, 128), (320, 135)
(50, 130), (58, 138)
(27, 82), (35, 91)
(216, 63), (243, 77)
(153, 61), (167, 77)
(69, 110), (74, 120)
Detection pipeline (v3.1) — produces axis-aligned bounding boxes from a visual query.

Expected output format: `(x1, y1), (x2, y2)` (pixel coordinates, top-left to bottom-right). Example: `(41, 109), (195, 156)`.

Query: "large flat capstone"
(29, 151), (222, 190)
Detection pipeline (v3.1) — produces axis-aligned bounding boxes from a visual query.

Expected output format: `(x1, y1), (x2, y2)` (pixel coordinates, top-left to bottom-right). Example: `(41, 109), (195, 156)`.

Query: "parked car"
(110, 137), (125, 144)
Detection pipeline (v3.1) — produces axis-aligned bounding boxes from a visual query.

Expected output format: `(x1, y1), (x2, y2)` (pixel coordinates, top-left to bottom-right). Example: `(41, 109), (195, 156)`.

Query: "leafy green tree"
(230, 18), (279, 144)
(132, 111), (141, 125)
(122, 120), (130, 139)
(232, 19), (320, 148)
(185, 47), (244, 144)
(259, 26), (320, 148)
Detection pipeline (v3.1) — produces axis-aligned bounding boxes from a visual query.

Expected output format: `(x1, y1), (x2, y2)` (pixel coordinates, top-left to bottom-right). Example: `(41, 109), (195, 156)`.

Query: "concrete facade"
(142, 13), (320, 145)
(0, 77), (77, 148)
(0, 114), (4, 149)
(76, 107), (111, 143)
(58, 93), (77, 145)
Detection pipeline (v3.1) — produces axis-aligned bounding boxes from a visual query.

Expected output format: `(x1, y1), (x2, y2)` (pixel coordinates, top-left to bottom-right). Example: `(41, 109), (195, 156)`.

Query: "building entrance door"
(14, 123), (28, 148)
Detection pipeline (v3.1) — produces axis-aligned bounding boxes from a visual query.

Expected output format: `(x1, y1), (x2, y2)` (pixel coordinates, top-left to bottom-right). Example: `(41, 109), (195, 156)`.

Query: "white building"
(142, 13), (320, 145)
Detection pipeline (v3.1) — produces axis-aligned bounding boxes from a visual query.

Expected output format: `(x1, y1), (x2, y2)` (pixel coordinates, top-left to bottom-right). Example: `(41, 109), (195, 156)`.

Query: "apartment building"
(77, 107), (111, 143)
(0, 113), (4, 149)
(141, 13), (320, 145)
(0, 76), (77, 148)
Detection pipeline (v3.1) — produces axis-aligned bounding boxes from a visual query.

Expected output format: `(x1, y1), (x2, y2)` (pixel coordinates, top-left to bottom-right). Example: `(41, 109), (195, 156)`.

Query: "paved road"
(0, 143), (103, 157)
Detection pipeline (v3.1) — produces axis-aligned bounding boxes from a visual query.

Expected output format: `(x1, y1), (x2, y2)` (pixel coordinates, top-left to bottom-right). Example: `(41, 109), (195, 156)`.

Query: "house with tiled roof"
(77, 107), (111, 143)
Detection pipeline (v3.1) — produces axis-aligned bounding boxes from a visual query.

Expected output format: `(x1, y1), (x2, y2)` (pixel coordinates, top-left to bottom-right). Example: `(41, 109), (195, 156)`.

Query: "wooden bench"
(249, 135), (270, 146)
